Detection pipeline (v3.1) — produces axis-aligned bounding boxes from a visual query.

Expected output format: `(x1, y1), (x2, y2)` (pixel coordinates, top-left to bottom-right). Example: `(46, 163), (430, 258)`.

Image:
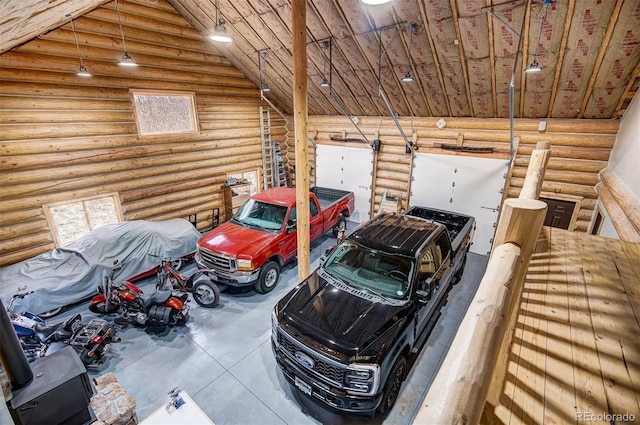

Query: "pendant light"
(525, 1), (549, 73)
(66, 14), (92, 77)
(258, 49), (270, 93)
(362, 0), (394, 4)
(320, 39), (331, 88)
(402, 23), (416, 83)
(116, 0), (138, 67)
(208, 0), (234, 43)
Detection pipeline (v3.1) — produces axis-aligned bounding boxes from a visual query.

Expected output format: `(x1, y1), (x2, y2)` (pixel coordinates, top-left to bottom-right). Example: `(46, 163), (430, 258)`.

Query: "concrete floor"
(1, 225), (487, 425)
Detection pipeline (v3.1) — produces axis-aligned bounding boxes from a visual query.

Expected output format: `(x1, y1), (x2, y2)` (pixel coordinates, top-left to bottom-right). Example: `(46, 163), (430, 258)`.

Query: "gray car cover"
(0, 219), (201, 316)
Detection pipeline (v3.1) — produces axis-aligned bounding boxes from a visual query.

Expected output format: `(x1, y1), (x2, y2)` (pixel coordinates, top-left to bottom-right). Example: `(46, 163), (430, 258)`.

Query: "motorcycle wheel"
(192, 280), (220, 308)
(89, 301), (119, 314)
(173, 311), (189, 326)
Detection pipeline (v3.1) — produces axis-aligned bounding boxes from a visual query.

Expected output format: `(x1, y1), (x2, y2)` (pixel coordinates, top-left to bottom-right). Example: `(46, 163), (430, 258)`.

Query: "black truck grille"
(198, 248), (235, 272)
(277, 327), (346, 388)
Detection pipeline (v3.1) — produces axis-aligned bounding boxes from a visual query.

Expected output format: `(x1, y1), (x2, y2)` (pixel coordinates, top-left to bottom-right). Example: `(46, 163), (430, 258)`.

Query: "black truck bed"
(404, 206), (475, 251)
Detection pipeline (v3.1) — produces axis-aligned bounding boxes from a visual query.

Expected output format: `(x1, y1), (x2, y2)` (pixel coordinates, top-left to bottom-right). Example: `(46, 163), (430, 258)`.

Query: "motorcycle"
(152, 255), (220, 308)
(8, 289), (118, 368)
(89, 260), (190, 330)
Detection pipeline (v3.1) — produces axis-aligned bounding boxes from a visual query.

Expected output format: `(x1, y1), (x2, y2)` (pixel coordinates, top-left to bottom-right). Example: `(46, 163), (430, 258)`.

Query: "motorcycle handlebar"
(12, 290), (35, 299)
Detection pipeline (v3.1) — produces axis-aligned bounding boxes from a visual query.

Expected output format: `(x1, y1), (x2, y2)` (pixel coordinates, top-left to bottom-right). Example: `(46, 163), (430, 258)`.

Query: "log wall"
(0, 0), (281, 267)
(290, 116), (618, 229)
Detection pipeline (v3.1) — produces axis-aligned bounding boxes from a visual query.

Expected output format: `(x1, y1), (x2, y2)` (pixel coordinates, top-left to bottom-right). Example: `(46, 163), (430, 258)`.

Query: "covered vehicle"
(0, 219), (200, 316)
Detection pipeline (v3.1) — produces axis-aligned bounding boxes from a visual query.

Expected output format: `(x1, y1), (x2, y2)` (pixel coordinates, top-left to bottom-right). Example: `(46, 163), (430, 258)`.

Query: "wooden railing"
(414, 142), (550, 424)
(596, 168), (640, 242)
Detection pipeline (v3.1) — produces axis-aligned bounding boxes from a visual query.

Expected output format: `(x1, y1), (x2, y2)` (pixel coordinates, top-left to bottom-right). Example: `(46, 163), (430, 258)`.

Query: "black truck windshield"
(323, 240), (414, 301)
(233, 200), (288, 234)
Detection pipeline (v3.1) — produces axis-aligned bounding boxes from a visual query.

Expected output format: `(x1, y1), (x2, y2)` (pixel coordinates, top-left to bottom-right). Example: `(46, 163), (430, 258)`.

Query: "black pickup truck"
(271, 206), (475, 414)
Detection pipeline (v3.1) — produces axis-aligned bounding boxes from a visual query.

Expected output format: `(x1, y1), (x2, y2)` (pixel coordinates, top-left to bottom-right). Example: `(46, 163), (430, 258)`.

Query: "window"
(44, 193), (123, 247)
(228, 169), (261, 195)
(131, 90), (198, 136)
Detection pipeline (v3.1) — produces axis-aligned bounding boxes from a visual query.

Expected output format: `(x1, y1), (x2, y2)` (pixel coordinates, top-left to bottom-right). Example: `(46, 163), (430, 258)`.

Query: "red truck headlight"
(236, 259), (253, 271)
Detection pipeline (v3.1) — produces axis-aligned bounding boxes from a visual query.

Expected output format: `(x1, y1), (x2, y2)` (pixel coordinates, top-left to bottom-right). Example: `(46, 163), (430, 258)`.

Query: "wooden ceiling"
(2, 0), (639, 120)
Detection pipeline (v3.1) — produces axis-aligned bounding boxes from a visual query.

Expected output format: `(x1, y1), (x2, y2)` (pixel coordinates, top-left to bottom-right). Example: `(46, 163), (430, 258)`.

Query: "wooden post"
(484, 197), (547, 417)
(415, 243), (522, 425)
(292, 0), (310, 282)
(519, 141), (551, 200)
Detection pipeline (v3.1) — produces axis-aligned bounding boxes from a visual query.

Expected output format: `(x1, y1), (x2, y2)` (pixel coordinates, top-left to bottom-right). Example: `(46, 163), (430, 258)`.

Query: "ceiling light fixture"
(208, 0), (234, 43)
(66, 14), (92, 77)
(115, 0), (138, 67)
(402, 71), (414, 82)
(361, 0), (394, 5)
(320, 79), (330, 87)
(525, 1), (550, 73)
(525, 59), (542, 73)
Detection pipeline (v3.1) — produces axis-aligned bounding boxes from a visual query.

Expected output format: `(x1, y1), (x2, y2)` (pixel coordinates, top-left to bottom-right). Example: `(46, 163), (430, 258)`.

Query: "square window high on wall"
(131, 90), (199, 136)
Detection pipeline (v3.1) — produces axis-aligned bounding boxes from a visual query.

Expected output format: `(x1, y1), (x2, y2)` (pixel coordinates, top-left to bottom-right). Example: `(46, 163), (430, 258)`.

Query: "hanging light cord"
(215, 0), (222, 25)
(67, 15), (85, 67)
(532, 3), (549, 61)
(407, 23), (415, 72)
(115, 0), (128, 52)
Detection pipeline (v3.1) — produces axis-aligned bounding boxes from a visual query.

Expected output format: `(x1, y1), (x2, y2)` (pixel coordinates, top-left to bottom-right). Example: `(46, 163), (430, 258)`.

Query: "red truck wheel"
(254, 261), (280, 294)
(332, 215), (347, 238)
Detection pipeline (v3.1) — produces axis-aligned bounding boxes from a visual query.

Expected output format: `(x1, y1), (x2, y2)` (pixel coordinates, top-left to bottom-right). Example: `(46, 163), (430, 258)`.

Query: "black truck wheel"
(332, 215), (347, 238)
(378, 355), (406, 414)
(254, 261), (280, 294)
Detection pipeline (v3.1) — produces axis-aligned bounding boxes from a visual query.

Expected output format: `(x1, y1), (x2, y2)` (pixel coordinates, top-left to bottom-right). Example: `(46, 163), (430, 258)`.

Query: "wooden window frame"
(130, 90), (199, 137)
(43, 193), (124, 247)
(589, 204), (605, 235)
(227, 168), (262, 195)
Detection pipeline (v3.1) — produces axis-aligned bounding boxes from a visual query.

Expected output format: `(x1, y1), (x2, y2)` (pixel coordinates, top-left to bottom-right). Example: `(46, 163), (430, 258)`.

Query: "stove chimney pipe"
(0, 298), (33, 389)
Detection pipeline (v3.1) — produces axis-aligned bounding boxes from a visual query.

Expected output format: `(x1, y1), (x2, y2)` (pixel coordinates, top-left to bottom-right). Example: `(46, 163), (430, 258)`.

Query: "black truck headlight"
(344, 364), (379, 395)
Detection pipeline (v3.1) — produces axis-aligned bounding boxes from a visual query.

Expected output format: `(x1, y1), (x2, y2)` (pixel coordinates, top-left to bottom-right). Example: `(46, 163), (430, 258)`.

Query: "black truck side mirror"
(416, 277), (434, 304)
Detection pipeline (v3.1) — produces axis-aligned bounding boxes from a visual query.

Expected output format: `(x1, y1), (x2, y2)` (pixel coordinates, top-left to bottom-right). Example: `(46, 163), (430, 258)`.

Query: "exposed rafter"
(547, 0), (576, 118)
(578, 0), (624, 118)
(417, 0), (452, 117)
(449, 0), (474, 118)
(487, 0), (498, 118)
(519, 0), (533, 118)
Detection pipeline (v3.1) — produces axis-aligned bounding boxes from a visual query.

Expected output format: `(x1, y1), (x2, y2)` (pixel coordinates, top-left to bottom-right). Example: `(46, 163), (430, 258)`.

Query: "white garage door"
(315, 144), (373, 223)
(410, 153), (509, 255)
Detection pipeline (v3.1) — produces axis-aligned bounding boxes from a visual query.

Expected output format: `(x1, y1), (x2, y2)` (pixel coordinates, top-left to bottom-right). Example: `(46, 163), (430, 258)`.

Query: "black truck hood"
(279, 271), (408, 357)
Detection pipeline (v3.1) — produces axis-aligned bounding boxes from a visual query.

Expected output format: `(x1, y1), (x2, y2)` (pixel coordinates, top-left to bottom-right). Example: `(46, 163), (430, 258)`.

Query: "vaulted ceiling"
(2, 0), (639, 120)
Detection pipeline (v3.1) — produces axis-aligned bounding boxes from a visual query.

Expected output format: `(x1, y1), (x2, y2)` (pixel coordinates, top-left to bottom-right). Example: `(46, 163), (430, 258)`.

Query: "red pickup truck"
(195, 186), (355, 294)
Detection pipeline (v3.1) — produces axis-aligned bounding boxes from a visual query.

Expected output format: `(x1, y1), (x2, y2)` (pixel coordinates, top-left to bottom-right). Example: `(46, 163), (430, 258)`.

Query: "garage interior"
(1, 0), (639, 424)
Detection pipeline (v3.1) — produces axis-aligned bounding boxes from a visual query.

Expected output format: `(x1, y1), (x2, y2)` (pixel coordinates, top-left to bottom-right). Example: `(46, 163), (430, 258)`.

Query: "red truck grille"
(198, 248), (235, 272)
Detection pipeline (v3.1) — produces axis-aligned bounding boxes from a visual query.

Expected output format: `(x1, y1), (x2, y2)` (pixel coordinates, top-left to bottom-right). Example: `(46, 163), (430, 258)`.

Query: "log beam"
(519, 141), (551, 200)
(599, 168), (640, 234)
(417, 243), (521, 425)
(596, 183), (640, 243)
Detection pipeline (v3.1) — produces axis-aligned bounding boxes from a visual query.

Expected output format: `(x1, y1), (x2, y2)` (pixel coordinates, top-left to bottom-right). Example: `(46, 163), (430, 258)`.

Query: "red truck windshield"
(232, 199), (288, 234)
